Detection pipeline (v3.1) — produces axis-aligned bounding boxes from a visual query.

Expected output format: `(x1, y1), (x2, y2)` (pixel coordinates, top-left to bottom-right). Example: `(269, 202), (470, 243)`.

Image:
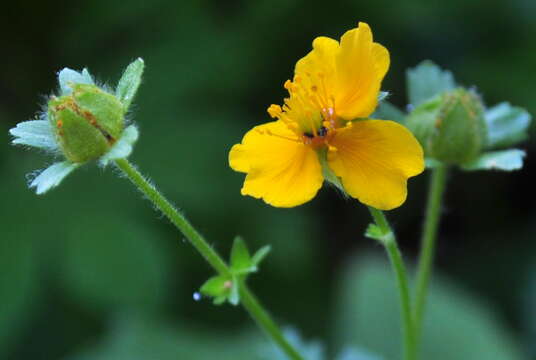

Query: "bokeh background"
(1, 1), (535, 359)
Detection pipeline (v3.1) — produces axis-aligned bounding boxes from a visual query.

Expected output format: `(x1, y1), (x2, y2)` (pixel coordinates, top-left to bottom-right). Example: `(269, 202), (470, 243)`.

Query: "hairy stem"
(368, 207), (416, 360)
(114, 158), (304, 360)
(413, 164), (448, 348)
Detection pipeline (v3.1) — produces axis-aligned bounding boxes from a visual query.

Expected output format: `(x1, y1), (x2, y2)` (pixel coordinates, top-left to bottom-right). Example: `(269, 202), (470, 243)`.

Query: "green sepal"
(116, 58), (145, 111)
(71, 84), (125, 140)
(317, 147), (346, 194)
(461, 149), (525, 172)
(484, 102), (531, 149)
(48, 97), (110, 163)
(407, 60), (456, 107)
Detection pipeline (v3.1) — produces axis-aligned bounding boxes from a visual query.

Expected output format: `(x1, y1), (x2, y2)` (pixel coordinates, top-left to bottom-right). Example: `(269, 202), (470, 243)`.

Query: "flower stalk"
(413, 163), (448, 348)
(113, 158), (304, 360)
(368, 207), (416, 360)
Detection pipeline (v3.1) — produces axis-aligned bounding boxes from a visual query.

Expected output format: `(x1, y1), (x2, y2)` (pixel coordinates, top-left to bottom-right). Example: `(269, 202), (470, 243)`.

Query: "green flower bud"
(48, 84), (124, 163)
(406, 88), (487, 165)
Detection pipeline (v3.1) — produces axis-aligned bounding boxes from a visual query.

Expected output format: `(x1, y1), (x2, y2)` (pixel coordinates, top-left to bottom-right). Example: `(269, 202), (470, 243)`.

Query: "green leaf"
(116, 58), (145, 111)
(333, 256), (525, 360)
(262, 328), (325, 360)
(461, 149), (525, 171)
(407, 60), (456, 107)
(372, 101), (405, 124)
(65, 314), (270, 360)
(251, 245), (271, 267)
(336, 347), (382, 360)
(485, 102), (531, 149)
(230, 236), (253, 274)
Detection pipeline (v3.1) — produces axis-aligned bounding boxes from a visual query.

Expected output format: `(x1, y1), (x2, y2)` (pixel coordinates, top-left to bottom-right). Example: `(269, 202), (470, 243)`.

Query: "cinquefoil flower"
(229, 23), (424, 209)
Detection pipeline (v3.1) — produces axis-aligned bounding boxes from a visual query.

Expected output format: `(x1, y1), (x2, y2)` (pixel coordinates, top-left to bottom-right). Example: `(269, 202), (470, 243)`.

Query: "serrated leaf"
(336, 347), (382, 360)
(251, 245), (271, 267)
(461, 149), (525, 171)
(333, 256), (525, 360)
(262, 328), (325, 360)
(116, 58), (145, 111)
(372, 101), (405, 124)
(485, 102), (531, 149)
(407, 60), (456, 107)
(230, 236), (253, 273)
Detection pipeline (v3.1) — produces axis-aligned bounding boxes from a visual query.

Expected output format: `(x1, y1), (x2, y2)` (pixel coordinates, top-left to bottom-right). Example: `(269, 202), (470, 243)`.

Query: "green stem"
(368, 207), (416, 360)
(413, 163), (448, 346)
(114, 158), (304, 360)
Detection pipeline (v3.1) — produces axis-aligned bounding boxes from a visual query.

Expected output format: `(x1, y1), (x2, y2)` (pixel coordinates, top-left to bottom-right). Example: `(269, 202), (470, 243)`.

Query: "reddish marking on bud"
(56, 120), (63, 128)
(223, 280), (233, 289)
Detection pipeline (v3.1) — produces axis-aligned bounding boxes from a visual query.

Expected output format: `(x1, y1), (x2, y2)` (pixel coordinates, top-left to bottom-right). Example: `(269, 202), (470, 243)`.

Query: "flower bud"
(406, 88), (487, 165)
(48, 84), (125, 163)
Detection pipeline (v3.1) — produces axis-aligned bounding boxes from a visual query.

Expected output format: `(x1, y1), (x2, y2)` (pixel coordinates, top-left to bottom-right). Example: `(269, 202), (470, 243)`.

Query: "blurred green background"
(1, 1), (535, 359)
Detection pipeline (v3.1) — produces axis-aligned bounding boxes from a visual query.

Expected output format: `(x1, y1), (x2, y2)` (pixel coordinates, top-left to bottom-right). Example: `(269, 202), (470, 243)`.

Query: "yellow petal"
(229, 121), (323, 207)
(327, 120), (424, 210)
(334, 22), (390, 120)
(295, 36), (339, 95)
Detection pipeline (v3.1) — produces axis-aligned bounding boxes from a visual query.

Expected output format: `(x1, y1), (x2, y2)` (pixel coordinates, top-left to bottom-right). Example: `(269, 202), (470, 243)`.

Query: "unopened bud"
(406, 88), (487, 165)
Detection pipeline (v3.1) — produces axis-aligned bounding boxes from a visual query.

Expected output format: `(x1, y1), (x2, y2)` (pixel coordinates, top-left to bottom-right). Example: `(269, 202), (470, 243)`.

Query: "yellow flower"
(229, 22), (424, 210)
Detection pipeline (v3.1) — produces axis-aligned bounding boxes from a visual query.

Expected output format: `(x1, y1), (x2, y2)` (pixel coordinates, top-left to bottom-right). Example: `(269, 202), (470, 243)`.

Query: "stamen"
(256, 128), (302, 143)
(267, 104), (282, 118)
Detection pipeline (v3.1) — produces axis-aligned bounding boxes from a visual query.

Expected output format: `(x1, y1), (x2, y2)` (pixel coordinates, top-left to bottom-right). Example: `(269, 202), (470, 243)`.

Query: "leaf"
(261, 327), (325, 360)
(461, 149), (525, 171)
(333, 256), (525, 360)
(406, 60), (456, 107)
(64, 314), (270, 360)
(116, 58), (145, 111)
(29, 161), (80, 195)
(9, 120), (58, 151)
(336, 347), (383, 360)
(372, 101), (405, 124)
(484, 102), (531, 149)
(251, 245), (271, 267)
(230, 236), (253, 274)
